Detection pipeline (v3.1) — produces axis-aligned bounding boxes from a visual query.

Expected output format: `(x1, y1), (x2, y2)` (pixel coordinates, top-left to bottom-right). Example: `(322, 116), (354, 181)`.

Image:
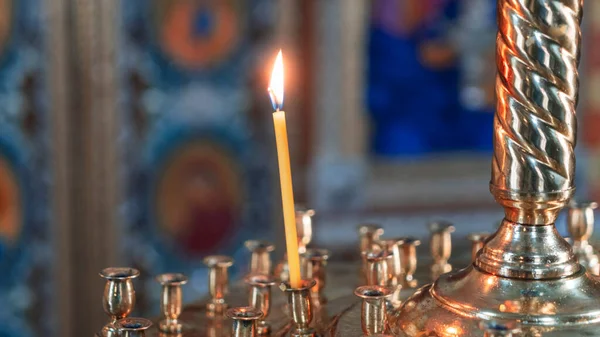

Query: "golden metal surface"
(467, 232), (490, 262)
(204, 255), (234, 315)
(156, 273), (188, 333)
(300, 249), (330, 303)
(245, 274), (276, 335)
(567, 201), (600, 275)
(429, 222), (455, 279)
(354, 286), (392, 335)
(99, 268), (139, 337)
(115, 317), (153, 337)
(226, 307), (263, 337)
(279, 280), (317, 337)
(245, 240), (275, 276)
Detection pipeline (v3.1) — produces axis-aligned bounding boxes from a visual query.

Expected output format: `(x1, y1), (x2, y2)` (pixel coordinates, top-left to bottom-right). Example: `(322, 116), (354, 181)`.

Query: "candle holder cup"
(245, 274), (276, 335)
(155, 273), (188, 333)
(204, 255), (234, 316)
(99, 267), (140, 337)
(279, 279), (317, 337)
(114, 317), (152, 337)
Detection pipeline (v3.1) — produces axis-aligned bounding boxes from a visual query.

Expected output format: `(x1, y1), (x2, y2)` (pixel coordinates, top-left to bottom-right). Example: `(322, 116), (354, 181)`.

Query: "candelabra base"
(388, 265), (600, 336)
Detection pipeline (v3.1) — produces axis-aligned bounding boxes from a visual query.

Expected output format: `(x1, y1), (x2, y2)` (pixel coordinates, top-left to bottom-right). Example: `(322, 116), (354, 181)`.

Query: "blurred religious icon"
(0, 0), (11, 57)
(156, 140), (243, 257)
(368, 0), (463, 156)
(153, 0), (242, 70)
(0, 155), (22, 248)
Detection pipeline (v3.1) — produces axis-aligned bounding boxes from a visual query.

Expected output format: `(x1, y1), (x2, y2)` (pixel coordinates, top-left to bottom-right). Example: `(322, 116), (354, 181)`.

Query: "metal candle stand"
(94, 1), (600, 336)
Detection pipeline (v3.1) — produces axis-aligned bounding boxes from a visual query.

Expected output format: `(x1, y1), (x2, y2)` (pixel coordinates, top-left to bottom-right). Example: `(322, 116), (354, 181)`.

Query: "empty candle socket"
(245, 274), (276, 335)
(296, 207), (315, 254)
(467, 232), (490, 262)
(279, 279), (317, 337)
(300, 248), (330, 303)
(204, 255), (234, 315)
(429, 221), (455, 280)
(567, 201), (600, 275)
(381, 238), (405, 308)
(245, 240), (275, 275)
(354, 285), (393, 335)
(398, 238), (420, 288)
(362, 250), (393, 287)
(155, 273), (188, 333)
(358, 224), (384, 253)
(479, 320), (522, 337)
(226, 306), (264, 337)
(114, 317), (152, 337)
(99, 267), (140, 337)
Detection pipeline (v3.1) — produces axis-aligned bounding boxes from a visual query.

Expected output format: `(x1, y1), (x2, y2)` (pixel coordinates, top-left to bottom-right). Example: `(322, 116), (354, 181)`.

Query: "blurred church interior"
(0, 0), (599, 336)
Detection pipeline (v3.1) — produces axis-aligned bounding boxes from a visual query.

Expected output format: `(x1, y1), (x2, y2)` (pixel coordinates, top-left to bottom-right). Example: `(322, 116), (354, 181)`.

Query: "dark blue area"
(367, 0), (494, 157)
(192, 8), (214, 38)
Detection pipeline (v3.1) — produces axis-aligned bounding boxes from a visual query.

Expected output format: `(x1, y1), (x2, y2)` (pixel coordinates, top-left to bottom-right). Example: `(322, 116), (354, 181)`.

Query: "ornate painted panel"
(120, 0), (276, 316)
(0, 0), (53, 336)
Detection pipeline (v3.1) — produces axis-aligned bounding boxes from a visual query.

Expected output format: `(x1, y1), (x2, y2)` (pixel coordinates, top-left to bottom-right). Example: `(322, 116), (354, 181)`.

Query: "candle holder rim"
(467, 232), (491, 241)
(203, 255), (234, 267)
(114, 317), (153, 331)
(99, 267), (140, 280)
(155, 272), (188, 285)
(354, 285), (393, 299)
(361, 249), (392, 261)
(397, 237), (421, 246)
(568, 200), (598, 210)
(357, 223), (384, 235)
(226, 306), (264, 320)
(244, 239), (275, 252)
(295, 205), (315, 216)
(245, 273), (277, 286)
(279, 278), (317, 292)
(301, 248), (331, 260)
(428, 221), (456, 234)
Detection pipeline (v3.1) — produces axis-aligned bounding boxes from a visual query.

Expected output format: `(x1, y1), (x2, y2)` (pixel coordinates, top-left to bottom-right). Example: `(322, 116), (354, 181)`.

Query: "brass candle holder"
(155, 273), (187, 333)
(354, 286), (392, 335)
(467, 232), (490, 262)
(279, 279), (317, 337)
(567, 201), (600, 275)
(397, 238), (420, 288)
(114, 317), (152, 337)
(389, 1), (600, 335)
(300, 248), (330, 303)
(204, 255), (234, 315)
(428, 221), (455, 279)
(245, 240), (275, 275)
(362, 250), (393, 287)
(275, 207), (315, 282)
(99, 267), (139, 337)
(245, 274), (276, 335)
(358, 224), (384, 253)
(226, 307), (264, 337)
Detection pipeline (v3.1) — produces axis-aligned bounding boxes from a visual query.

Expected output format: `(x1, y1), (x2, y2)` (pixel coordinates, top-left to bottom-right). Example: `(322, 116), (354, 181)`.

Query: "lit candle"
(269, 50), (301, 288)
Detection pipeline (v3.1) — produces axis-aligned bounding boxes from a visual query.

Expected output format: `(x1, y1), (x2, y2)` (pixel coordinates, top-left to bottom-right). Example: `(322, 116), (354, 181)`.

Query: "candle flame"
(268, 50), (284, 111)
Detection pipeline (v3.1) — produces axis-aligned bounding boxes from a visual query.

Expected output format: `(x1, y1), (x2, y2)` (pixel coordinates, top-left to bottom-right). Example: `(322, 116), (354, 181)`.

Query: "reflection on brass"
(300, 248), (330, 302)
(115, 317), (152, 337)
(155, 273), (187, 333)
(479, 320), (521, 337)
(567, 201), (600, 275)
(245, 274), (276, 335)
(354, 286), (392, 335)
(279, 279), (317, 337)
(245, 240), (275, 275)
(429, 221), (455, 279)
(467, 232), (490, 262)
(226, 307), (263, 337)
(204, 255), (234, 315)
(99, 268), (139, 337)
(398, 238), (420, 288)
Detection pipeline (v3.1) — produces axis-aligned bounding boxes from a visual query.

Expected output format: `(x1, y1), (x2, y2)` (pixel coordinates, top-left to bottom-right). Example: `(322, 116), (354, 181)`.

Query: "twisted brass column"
(390, 1), (600, 335)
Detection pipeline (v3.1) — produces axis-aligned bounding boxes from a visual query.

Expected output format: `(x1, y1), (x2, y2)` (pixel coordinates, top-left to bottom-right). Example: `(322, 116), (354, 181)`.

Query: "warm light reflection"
(268, 50), (284, 111)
